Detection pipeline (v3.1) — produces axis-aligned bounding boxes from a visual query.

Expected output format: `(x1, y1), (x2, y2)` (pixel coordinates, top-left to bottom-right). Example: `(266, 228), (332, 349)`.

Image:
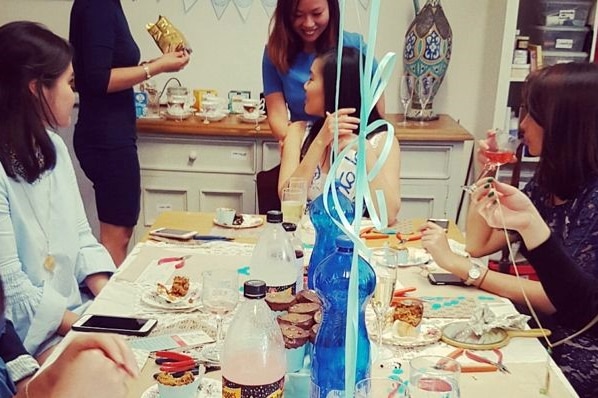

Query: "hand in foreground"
(27, 333), (138, 398)
(420, 221), (453, 261)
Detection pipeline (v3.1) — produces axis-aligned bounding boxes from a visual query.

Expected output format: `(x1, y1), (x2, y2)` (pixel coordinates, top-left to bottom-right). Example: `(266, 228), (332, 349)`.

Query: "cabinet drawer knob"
(188, 151), (198, 161)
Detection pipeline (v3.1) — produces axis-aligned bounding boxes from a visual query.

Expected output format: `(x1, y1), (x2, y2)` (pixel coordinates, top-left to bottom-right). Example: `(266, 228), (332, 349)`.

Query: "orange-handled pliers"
(444, 348), (510, 373)
(359, 226), (391, 239)
(396, 232), (422, 242)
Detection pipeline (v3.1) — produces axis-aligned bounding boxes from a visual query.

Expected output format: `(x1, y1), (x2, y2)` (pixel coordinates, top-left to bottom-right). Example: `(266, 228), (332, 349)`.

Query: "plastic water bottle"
(251, 210), (298, 293)
(310, 235), (376, 398)
(221, 280), (286, 397)
(307, 186), (355, 289)
(283, 222), (305, 291)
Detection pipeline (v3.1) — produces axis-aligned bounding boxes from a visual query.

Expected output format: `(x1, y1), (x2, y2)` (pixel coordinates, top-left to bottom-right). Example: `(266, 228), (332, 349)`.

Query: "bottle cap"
(282, 222), (297, 232)
(244, 280), (267, 299)
(336, 235), (354, 250)
(266, 210), (283, 223)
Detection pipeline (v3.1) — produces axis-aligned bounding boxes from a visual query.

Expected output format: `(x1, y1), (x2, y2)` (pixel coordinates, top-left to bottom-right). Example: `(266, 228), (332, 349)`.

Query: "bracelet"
(477, 267), (490, 288)
(142, 63), (152, 80)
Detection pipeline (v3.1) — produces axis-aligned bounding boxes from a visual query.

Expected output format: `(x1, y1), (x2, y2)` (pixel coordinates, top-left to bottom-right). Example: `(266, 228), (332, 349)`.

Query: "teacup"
(242, 98), (265, 120)
(216, 207), (236, 225)
(202, 96), (227, 115)
(166, 86), (195, 116)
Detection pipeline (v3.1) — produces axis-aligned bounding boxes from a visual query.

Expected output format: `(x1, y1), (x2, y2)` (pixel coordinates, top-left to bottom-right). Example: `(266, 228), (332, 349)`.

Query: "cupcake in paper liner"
(146, 15), (192, 54)
(281, 324), (310, 372)
(156, 370), (201, 398)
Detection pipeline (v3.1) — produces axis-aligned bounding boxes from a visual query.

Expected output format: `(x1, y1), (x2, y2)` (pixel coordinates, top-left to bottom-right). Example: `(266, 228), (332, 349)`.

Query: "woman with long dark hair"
(0, 21), (115, 359)
(278, 47), (400, 223)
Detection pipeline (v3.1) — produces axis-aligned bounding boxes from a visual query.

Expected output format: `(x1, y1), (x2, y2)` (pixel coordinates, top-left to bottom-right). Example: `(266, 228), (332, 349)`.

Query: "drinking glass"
(281, 187), (305, 224)
(288, 177), (308, 216)
(144, 80), (160, 118)
(417, 76), (434, 125)
(355, 376), (404, 398)
(409, 355), (461, 398)
(200, 269), (239, 363)
(462, 128), (521, 194)
(399, 74), (416, 126)
(369, 246), (399, 362)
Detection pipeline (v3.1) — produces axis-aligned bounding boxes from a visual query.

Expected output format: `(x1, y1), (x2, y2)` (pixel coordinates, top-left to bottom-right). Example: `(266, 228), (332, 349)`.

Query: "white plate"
(163, 111), (194, 120)
(140, 283), (201, 310)
(195, 111), (227, 122)
(239, 114), (267, 124)
(212, 214), (264, 229)
(398, 247), (431, 267)
(141, 378), (222, 398)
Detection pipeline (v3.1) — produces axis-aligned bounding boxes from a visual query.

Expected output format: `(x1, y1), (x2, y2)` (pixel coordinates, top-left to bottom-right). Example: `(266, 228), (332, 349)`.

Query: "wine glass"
(462, 128), (521, 194)
(369, 246), (399, 362)
(399, 74), (415, 126)
(409, 355), (461, 398)
(200, 269), (239, 363)
(281, 187), (305, 224)
(417, 75), (434, 125)
(355, 377), (405, 398)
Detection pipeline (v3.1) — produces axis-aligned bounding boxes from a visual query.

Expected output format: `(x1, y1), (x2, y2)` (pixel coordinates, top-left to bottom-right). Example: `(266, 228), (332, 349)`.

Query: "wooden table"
(98, 211), (577, 397)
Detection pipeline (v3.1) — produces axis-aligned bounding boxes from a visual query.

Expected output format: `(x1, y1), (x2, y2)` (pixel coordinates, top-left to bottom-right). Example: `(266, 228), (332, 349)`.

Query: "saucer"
(196, 111), (227, 122)
(163, 110), (194, 120)
(397, 248), (432, 267)
(239, 114), (267, 124)
(140, 378), (222, 398)
(213, 214), (264, 229)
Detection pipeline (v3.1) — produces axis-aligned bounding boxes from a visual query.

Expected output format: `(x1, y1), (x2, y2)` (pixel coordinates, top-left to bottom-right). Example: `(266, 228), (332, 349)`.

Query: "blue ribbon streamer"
(320, 1), (397, 395)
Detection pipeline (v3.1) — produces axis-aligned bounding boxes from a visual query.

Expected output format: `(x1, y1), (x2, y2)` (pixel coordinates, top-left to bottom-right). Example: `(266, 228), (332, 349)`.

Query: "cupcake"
(156, 371), (201, 398)
(281, 324), (310, 372)
(277, 313), (314, 329)
(288, 302), (320, 317)
(392, 297), (424, 338)
(265, 290), (297, 313)
(295, 289), (322, 305)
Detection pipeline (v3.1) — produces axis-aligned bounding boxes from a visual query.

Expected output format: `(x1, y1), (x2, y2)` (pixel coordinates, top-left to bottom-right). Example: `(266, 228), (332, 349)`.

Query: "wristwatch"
(464, 258), (484, 286)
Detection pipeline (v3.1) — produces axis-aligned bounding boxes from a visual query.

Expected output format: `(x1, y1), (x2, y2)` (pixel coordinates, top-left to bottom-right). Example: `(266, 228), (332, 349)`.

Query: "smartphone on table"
(149, 227), (197, 240)
(427, 273), (467, 287)
(72, 314), (157, 336)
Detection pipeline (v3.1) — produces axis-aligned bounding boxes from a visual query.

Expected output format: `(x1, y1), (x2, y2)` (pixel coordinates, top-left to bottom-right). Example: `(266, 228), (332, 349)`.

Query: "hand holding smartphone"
(72, 315), (157, 336)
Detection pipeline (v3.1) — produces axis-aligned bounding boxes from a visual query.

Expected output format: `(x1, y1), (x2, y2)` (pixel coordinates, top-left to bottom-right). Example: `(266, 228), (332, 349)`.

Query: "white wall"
(0, 0), (509, 230)
(1, 0), (505, 139)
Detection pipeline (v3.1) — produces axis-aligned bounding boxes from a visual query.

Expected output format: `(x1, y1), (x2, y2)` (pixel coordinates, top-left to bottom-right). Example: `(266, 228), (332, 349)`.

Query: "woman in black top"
(70, 0), (190, 265)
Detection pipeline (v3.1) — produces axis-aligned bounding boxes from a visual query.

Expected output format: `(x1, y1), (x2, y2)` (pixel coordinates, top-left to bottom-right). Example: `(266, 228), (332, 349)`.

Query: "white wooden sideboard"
(134, 114), (473, 241)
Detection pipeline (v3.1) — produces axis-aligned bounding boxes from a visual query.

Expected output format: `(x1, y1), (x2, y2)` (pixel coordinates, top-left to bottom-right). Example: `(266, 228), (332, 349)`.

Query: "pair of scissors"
(445, 348), (510, 373)
(157, 255), (192, 269)
(154, 351), (220, 374)
(359, 226), (395, 239)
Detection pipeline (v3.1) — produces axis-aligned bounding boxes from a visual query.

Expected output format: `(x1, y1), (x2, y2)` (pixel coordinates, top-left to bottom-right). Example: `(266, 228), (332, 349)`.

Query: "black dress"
(70, 0), (141, 227)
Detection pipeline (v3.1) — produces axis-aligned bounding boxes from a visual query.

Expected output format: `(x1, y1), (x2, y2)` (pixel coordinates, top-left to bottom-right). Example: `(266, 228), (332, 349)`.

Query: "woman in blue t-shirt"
(262, 0), (383, 141)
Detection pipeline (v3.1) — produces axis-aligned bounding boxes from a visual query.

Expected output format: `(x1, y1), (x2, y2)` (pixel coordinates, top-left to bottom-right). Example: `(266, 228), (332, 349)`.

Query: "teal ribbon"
(321, 1), (397, 395)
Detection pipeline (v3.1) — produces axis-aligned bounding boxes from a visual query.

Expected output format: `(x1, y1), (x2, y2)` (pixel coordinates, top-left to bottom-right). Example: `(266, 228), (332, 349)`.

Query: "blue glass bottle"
(307, 186), (355, 289)
(310, 235), (375, 398)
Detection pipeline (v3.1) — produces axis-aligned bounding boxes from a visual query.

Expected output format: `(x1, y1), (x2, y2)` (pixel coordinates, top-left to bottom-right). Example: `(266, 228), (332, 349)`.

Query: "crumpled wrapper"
(146, 15), (192, 54)
(455, 304), (531, 344)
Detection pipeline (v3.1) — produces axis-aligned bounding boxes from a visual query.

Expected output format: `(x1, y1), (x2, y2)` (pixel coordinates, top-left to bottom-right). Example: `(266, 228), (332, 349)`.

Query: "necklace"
(20, 175), (55, 272)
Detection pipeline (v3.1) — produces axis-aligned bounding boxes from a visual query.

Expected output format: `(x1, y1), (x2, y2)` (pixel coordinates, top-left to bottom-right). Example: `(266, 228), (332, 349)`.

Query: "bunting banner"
(260, 0), (277, 17)
(233, 0), (252, 21)
(182, 0), (199, 14)
(359, 0), (369, 9)
(211, 0), (231, 20)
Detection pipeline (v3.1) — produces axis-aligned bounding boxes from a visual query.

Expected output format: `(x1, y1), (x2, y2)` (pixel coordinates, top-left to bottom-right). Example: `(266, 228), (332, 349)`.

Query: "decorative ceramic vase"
(403, 0), (452, 121)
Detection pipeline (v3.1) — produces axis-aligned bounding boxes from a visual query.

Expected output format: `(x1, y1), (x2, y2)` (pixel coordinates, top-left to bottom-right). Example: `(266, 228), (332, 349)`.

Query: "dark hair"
(267, 0), (340, 74)
(0, 21), (73, 183)
(524, 62), (598, 200)
(301, 47), (385, 157)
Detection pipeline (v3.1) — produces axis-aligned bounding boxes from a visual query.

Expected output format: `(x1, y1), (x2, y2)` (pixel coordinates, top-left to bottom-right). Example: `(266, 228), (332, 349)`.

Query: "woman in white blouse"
(0, 21), (115, 359)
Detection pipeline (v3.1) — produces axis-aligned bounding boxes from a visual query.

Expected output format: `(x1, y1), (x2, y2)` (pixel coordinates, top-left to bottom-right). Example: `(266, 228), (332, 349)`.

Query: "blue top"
(522, 175), (598, 396)
(0, 132), (116, 355)
(70, 0), (140, 149)
(262, 31), (369, 122)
